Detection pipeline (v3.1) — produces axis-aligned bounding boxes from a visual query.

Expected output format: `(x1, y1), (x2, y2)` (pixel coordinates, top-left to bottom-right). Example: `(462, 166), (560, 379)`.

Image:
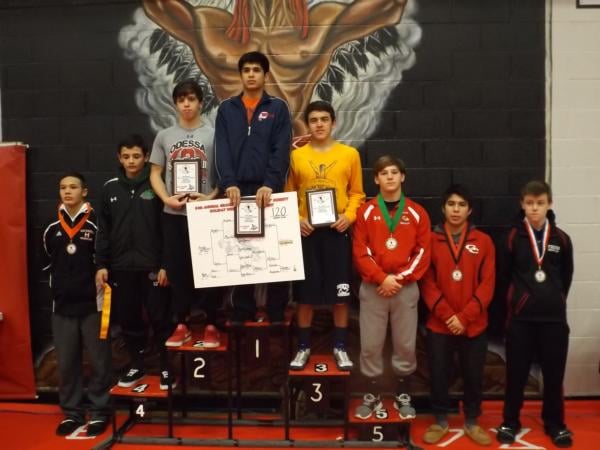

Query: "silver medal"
(385, 237), (398, 250)
(66, 242), (77, 255)
(452, 269), (463, 281)
(534, 269), (546, 283)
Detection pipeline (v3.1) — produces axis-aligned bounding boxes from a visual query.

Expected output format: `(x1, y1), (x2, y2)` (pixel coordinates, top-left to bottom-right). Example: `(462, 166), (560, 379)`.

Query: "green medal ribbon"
(377, 193), (406, 234)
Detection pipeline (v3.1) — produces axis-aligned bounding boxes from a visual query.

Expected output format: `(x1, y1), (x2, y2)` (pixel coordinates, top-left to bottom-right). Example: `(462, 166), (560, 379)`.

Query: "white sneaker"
(393, 393), (416, 419)
(333, 347), (353, 370)
(289, 348), (310, 370)
(354, 393), (383, 419)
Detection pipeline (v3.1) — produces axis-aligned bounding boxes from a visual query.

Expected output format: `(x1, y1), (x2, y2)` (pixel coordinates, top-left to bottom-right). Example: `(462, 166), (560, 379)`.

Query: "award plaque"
(234, 197), (264, 237)
(172, 159), (200, 194)
(306, 188), (337, 227)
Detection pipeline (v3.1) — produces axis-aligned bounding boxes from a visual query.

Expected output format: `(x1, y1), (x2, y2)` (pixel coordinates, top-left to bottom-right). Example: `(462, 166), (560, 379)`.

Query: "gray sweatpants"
(358, 281), (419, 378)
(52, 311), (112, 422)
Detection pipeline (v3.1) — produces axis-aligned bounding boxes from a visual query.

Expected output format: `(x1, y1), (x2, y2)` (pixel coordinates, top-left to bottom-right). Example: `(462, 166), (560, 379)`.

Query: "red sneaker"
(202, 324), (220, 348)
(165, 324), (191, 347)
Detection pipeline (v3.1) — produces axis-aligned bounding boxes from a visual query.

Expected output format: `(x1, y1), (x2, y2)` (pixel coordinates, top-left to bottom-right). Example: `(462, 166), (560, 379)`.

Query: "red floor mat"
(0, 400), (598, 449)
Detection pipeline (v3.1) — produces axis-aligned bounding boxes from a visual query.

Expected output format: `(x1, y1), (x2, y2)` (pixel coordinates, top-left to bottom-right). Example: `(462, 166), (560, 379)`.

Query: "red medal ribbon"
(58, 203), (91, 241)
(524, 218), (551, 269)
(443, 222), (469, 266)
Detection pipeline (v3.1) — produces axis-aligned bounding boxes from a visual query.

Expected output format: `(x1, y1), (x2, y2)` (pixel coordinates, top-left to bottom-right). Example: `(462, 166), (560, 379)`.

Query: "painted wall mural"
(119, 0), (421, 144)
(0, 0), (555, 394)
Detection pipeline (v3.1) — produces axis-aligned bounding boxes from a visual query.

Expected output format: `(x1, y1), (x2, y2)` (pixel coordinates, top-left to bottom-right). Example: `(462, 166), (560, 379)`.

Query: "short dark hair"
(373, 155), (406, 175)
(172, 78), (203, 103)
(59, 171), (87, 189)
(117, 134), (148, 156)
(238, 51), (270, 73)
(442, 184), (472, 208)
(521, 180), (552, 202)
(304, 100), (336, 123)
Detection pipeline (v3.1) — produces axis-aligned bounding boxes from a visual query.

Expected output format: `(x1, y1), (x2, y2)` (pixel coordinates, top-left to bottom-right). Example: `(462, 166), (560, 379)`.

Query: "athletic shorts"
(295, 227), (352, 305)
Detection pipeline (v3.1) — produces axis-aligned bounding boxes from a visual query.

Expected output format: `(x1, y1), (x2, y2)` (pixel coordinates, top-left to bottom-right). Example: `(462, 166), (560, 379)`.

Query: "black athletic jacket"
(43, 203), (98, 317)
(499, 210), (574, 324)
(95, 164), (164, 272)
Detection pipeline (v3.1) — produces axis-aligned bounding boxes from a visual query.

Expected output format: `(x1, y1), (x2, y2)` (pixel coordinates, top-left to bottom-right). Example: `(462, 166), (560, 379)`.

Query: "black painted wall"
(0, 0), (545, 361)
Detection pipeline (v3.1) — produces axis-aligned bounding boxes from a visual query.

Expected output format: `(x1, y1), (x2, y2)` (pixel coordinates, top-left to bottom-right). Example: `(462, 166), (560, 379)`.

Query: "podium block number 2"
(193, 357), (206, 379)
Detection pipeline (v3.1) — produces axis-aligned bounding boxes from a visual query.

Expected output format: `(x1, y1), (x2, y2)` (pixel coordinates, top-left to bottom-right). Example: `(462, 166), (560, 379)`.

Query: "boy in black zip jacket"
(215, 51), (292, 323)
(496, 180), (574, 448)
(96, 135), (174, 389)
(43, 173), (111, 437)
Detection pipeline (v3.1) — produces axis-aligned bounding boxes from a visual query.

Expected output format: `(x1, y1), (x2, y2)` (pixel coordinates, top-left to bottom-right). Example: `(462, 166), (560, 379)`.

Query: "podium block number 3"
(310, 382), (323, 402)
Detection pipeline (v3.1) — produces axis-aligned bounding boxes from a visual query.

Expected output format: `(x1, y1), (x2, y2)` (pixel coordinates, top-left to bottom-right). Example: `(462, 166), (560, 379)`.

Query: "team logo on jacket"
(465, 244), (479, 254)
(110, 196), (118, 203)
(336, 283), (351, 297)
(547, 244), (561, 253)
(80, 229), (94, 242)
(140, 189), (155, 200)
(258, 111), (273, 121)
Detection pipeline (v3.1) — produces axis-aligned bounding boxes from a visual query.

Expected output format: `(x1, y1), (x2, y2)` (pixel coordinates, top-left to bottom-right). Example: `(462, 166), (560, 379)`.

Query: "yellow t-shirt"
(284, 141), (365, 223)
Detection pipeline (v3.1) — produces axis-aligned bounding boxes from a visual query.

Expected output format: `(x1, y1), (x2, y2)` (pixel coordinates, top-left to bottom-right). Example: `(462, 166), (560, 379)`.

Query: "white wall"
(551, 0), (600, 396)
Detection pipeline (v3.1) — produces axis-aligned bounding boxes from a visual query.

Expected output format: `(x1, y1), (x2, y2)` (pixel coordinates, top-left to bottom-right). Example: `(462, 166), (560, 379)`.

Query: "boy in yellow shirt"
(285, 101), (365, 370)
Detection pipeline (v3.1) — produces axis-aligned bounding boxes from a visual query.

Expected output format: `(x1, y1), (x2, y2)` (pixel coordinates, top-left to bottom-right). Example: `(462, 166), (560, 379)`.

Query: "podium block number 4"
(135, 403), (145, 418)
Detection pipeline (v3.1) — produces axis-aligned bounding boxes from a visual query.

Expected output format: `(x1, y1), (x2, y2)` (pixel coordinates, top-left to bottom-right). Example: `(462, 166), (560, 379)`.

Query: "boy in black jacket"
(43, 173), (111, 437)
(96, 135), (174, 389)
(496, 180), (574, 448)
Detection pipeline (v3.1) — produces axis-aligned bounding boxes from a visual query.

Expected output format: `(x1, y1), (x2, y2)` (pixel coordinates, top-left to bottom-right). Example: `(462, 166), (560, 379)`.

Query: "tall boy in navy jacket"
(215, 51), (292, 323)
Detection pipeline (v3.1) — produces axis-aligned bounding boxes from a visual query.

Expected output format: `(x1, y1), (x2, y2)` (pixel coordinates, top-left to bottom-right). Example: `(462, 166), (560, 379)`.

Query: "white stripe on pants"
(358, 281), (419, 378)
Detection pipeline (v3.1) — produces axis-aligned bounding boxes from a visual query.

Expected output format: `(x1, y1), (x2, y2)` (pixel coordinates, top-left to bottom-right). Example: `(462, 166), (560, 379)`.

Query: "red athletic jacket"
(419, 223), (495, 337)
(353, 197), (431, 285)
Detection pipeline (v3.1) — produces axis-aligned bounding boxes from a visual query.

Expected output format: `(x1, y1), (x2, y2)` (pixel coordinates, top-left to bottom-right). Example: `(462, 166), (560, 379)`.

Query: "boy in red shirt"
(419, 184), (495, 446)
(352, 155), (431, 419)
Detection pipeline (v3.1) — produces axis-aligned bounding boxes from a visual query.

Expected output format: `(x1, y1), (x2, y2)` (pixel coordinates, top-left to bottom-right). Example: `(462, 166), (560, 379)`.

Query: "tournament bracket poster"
(186, 192), (305, 288)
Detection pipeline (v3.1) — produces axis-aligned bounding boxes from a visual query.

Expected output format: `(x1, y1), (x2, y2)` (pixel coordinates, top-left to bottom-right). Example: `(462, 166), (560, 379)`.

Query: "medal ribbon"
(524, 218), (551, 269)
(99, 284), (112, 340)
(377, 193), (406, 235)
(443, 223), (469, 265)
(58, 203), (91, 240)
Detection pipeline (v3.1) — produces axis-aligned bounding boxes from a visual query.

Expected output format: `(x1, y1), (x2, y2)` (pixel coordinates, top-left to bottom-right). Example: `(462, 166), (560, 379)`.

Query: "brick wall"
(551, 0), (600, 396)
(1, 0), (549, 388)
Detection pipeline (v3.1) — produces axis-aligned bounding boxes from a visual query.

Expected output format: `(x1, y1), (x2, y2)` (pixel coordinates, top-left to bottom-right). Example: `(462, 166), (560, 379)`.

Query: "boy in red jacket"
(352, 155), (431, 420)
(419, 184), (495, 446)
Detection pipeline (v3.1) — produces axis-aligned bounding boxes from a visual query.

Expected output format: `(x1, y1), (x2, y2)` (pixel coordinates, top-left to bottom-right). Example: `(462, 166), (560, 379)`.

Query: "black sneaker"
(546, 428), (573, 448)
(159, 370), (177, 391)
(496, 424), (518, 444)
(118, 367), (145, 388)
(56, 418), (84, 436)
(86, 418), (109, 437)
